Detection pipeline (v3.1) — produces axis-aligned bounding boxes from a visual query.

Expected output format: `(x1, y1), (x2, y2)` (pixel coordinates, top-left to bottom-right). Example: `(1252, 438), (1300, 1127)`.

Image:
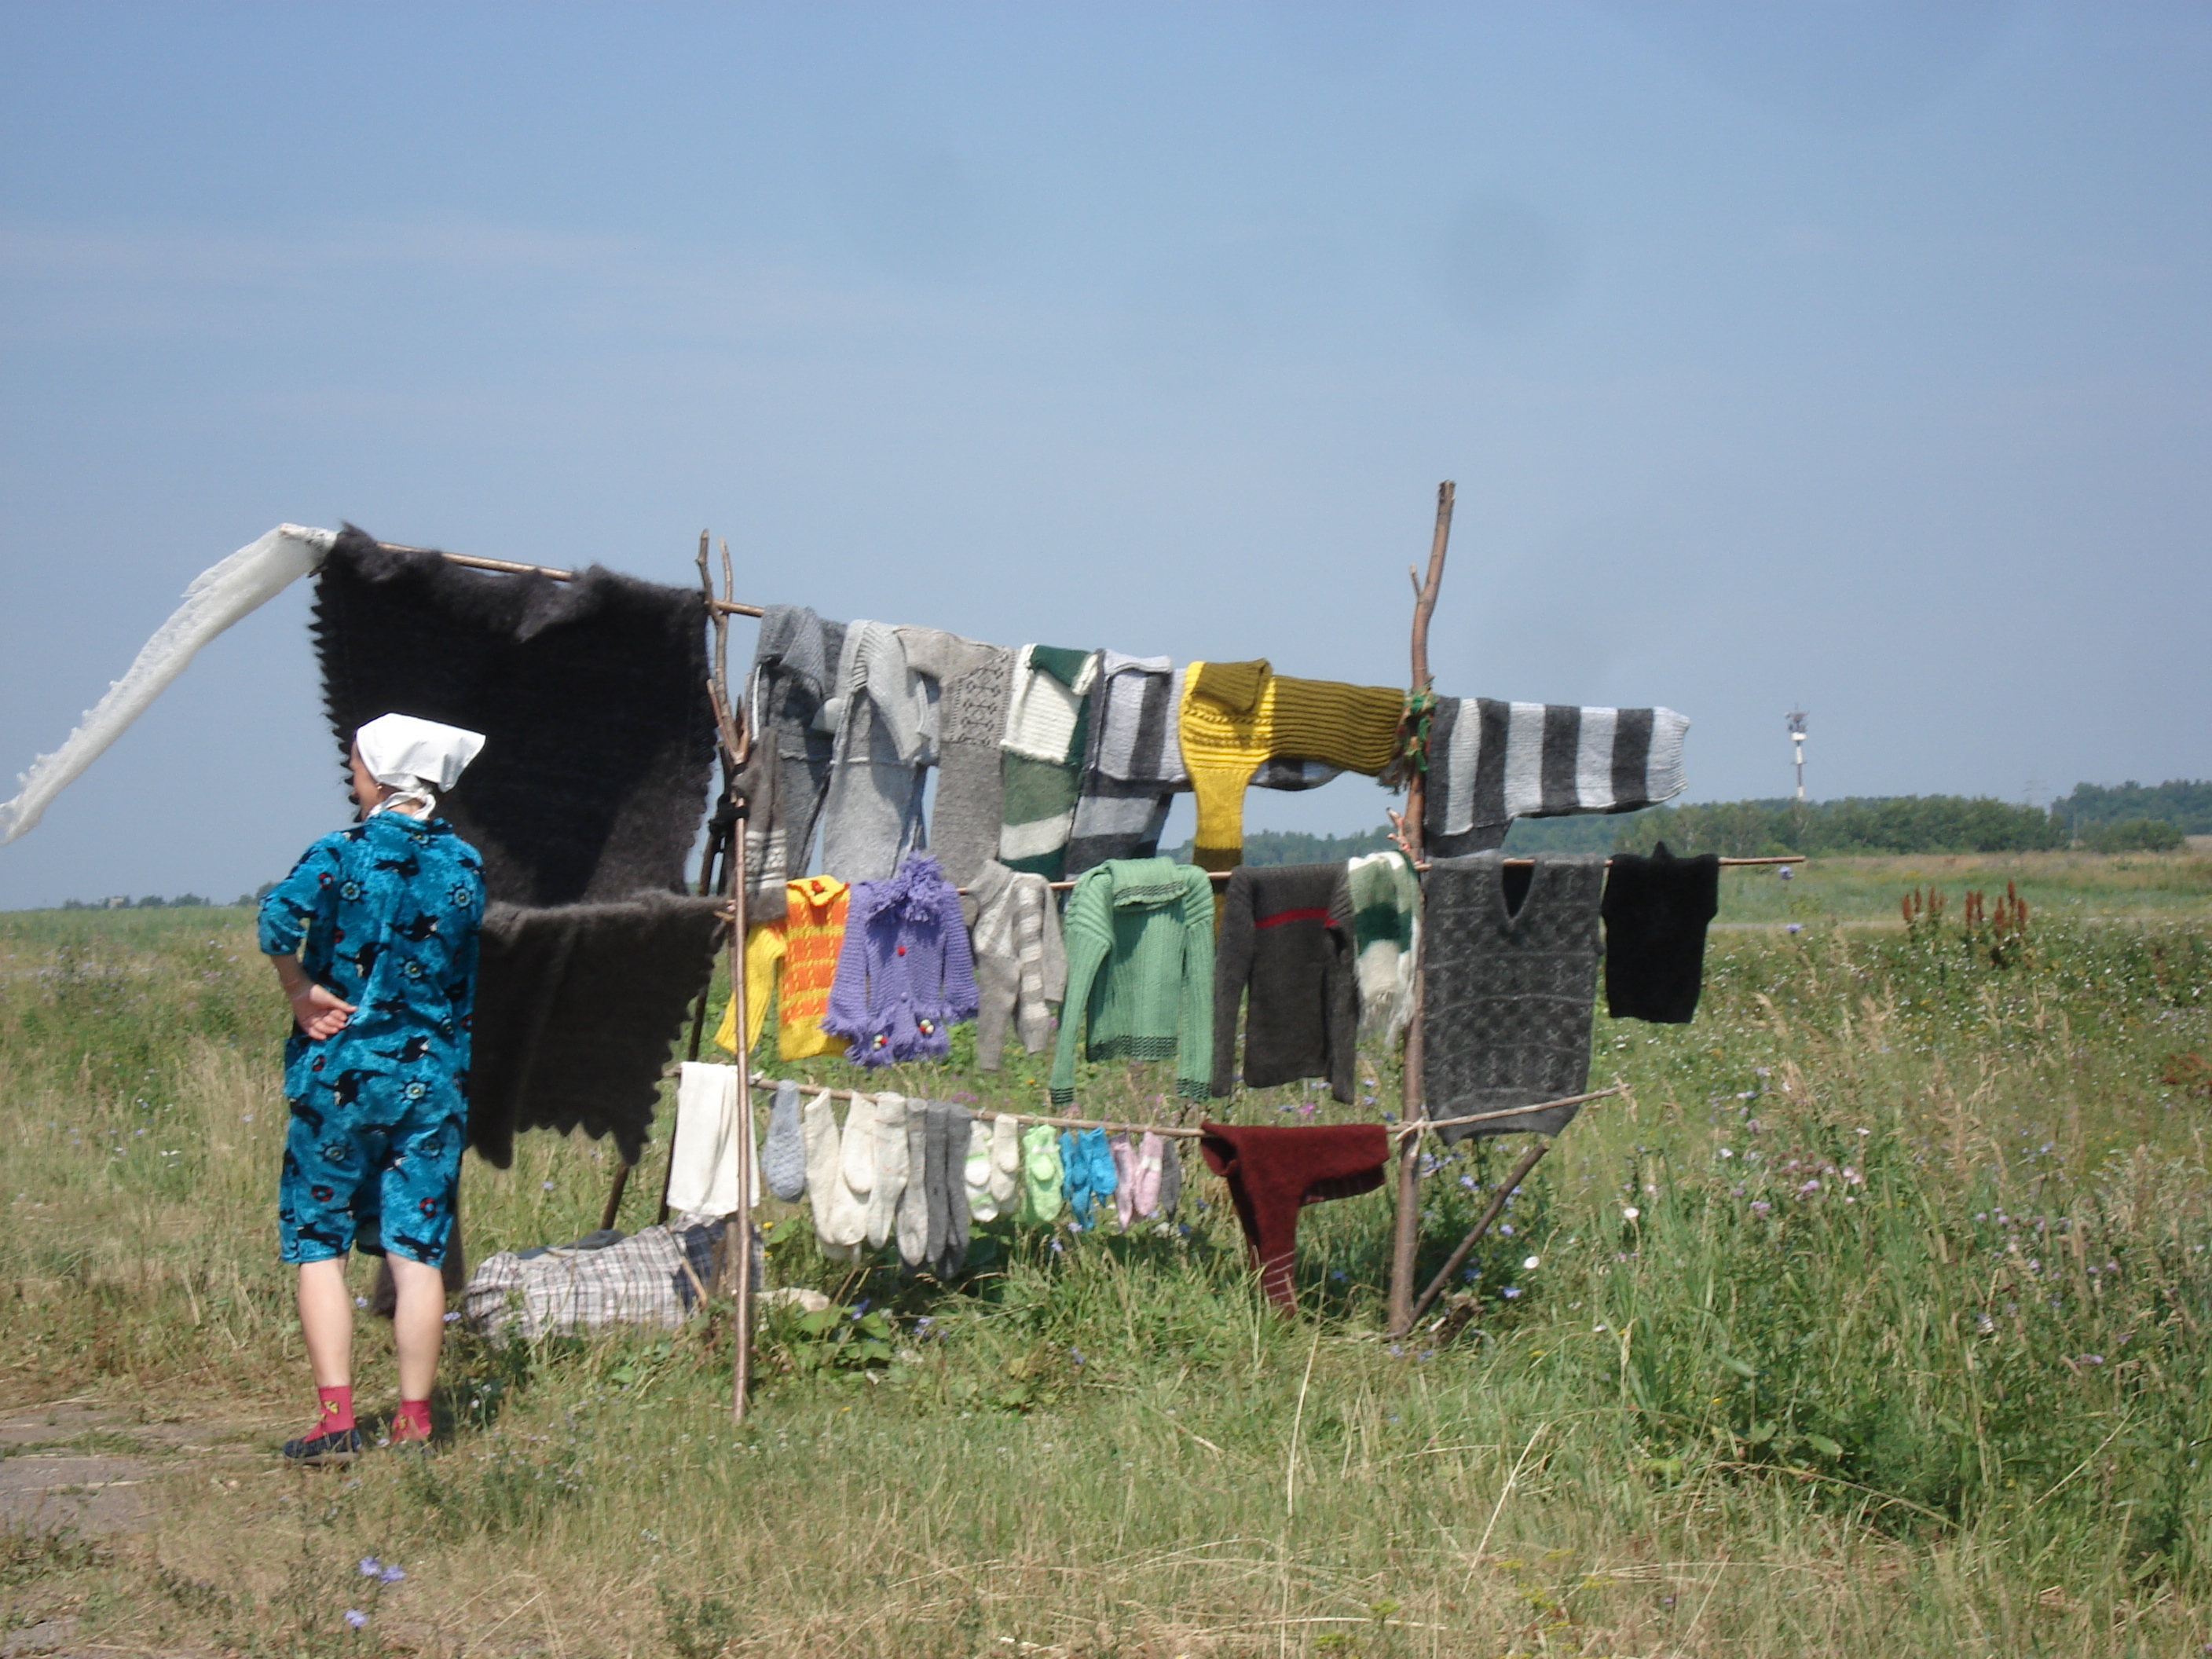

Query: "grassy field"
(2, 850), (2210, 1657)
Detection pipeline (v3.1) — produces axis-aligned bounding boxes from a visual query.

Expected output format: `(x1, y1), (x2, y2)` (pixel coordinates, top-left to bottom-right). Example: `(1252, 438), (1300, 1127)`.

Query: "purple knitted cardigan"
(822, 855), (981, 1066)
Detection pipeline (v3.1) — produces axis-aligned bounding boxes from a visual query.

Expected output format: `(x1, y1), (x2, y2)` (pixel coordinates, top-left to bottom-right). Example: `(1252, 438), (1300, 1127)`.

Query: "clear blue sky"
(2, 2), (2206, 906)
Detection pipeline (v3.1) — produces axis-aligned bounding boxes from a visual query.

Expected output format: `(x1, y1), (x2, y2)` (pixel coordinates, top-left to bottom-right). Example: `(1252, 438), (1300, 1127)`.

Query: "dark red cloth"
(1199, 1122), (1389, 1309)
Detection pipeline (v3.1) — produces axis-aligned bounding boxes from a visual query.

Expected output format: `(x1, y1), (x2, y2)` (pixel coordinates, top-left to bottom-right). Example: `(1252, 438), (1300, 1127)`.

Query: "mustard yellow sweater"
(1177, 660), (1403, 871)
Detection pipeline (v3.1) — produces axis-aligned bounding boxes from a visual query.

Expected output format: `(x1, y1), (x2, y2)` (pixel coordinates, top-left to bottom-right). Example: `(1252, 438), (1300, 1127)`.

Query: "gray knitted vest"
(1422, 852), (1606, 1143)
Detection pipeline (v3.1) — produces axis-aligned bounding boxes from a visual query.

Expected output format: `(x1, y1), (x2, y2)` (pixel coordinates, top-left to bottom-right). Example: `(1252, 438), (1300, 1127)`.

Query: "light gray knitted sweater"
(817, 621), (931, 882)
(1423, 852), (1606, 1143)
(959, 859), (1068, 1071)
(897, 624), (1016, 888)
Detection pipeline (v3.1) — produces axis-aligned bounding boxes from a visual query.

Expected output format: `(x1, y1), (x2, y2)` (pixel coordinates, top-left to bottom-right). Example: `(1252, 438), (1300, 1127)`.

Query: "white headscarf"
(353, 713), (485, 819)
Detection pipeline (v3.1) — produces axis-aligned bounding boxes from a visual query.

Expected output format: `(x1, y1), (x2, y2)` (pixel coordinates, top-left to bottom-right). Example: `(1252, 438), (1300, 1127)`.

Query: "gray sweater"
(817, 621), (931, 882)
(738, 606), (846, 907)
(1423, 852), (1606, 1143)
(960, 859), (1068, 1070)
(898, 625), (1016, 889)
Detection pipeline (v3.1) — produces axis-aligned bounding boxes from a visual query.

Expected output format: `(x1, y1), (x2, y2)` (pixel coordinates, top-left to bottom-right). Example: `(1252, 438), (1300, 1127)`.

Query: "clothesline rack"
(390, 500), (1791, 1397)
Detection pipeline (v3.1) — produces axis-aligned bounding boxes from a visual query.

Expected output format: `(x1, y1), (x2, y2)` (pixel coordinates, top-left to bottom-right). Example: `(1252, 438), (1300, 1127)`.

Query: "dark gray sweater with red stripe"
(1210, 862), (1359, 1101)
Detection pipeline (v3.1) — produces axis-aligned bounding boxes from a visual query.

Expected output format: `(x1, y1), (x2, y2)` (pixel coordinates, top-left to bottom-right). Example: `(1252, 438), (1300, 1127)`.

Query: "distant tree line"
(2048, 779), (2212, 837)
(58, 883), (273, 911)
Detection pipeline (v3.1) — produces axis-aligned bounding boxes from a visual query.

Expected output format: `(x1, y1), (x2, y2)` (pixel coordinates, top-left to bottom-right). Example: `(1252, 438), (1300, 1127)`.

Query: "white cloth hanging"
(1, 524), (336, 844)
(665, 1061), (760, 1219)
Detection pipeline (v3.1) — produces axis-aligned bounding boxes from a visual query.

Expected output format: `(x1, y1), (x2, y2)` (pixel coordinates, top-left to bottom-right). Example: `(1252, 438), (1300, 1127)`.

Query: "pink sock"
(316, 1385), (355, 1435)
(392, 1398), (432, 1442)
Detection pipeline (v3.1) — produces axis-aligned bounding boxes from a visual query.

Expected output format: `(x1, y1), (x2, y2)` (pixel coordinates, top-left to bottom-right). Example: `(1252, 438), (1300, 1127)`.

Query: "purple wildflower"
(345, 1611), (368, 1630)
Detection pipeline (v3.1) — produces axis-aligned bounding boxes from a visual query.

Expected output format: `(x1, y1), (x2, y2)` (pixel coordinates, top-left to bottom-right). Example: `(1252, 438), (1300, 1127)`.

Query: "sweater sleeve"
(1325, 866), (1359, 1104)
(936, 877), (980, 1024)
(1049, 869), (1114, 1105)
(1210, 867), (1255, 1097)
(969, 888), (1016, 1071)
(1176, 865), (1218, 1102)
(819, 887), (879, 1042)
(715, 921), (785, 1055)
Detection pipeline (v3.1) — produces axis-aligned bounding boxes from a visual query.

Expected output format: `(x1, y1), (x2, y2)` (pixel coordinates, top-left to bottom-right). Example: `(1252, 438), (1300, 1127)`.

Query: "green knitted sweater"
(1049, 858), (1217, 1104)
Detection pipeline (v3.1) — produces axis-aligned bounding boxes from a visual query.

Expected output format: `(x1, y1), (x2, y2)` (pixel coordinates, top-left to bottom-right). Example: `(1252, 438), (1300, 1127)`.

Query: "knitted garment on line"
(960, 859), (1069, 1071)
(1600, 840), (1720, 1024)
(665, 1062), (759, 1218)
(999, 645), (1101, 879)
(1049, 858), (1217, 1105)
(822, 856), (980, 1067)
(471, 892), (727, 1167)
(760, 1079), (808, 1201)
(713, 876), (851, 1061)
(1068, 653), (1181, 875)
(738, 606), (847, 908)
(1199, 1122), (1389, 1311)
(1210, 862), (1359, 1102)
(1423, 697), (1690, 857)
(897, 625), (1016, 888)
(1346, 850), (1421, 1040)
(1177, 660), (1403, 872)
(1059, 1126), (1117, 1227)
(313, 527), (715, 907)
(1422, 852), (1607, 1145)
(819, 621), (932, 884)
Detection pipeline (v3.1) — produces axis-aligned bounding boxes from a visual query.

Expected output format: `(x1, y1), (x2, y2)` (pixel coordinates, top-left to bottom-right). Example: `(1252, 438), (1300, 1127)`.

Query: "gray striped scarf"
(1425, 698), (1687, 858)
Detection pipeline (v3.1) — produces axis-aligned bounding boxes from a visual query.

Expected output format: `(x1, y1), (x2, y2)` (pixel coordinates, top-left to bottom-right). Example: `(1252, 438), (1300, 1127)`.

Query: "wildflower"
(1497, 1222), (1514, 1236)
(1522, 1255), (1540, 1270)
(1049, 1238), (1064, 1254)
(1786, 923), (1804, 934)
(1593, 1323), (1608, 1333)
(359, 1558), (382, 1577)
(1621, 1206), (1639, 1221)
(1463, 1265), (1479, 1284)
(2080, 1354), (2104, 1365)
(345, 1611), (368, 1630)
(1718, 1147), (1734, 1159)
(379, 1566), (405, 1584)
(1500, 1286), (1522, 1299)
(1842, 1167), (1863, 1186)
(1459, 1174), (1477, 1190)
(541, 1180), (555, 1192)
(1750, 1201), (1771, 1216)
(1730, 1185), (1745, 1198)
(442, 1311), (461, 1323)
(1331, 1269), (1347, 1282)
(1778, 866), (1793, 881)
(353, 1296), (369, 1309)
(1390, 1344), (1404, 1358)
(851, 1298), (870, 1317)
(1068, 1348), (1085, 1367)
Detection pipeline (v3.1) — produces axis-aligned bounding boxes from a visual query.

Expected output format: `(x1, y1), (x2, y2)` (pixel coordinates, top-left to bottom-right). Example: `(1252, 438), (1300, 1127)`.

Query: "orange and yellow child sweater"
(714, 874), (851, 1060)
(1177, 660), (1404, 873)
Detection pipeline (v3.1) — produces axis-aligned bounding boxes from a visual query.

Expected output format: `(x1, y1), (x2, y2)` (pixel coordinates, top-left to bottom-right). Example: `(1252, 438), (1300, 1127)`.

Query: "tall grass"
(2, 874), (2209, 1655)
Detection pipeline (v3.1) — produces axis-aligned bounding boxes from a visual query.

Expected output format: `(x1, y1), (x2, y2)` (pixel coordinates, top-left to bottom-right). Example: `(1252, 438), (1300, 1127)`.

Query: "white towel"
(665, 1062), (760, 1219)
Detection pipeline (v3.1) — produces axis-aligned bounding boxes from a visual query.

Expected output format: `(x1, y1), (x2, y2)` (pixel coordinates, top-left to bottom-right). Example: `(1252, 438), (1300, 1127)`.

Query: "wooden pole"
(1404, 1138), (1551, 1331)
(718, 543), (756, 1427)
(1386, 482), (1453, 1336)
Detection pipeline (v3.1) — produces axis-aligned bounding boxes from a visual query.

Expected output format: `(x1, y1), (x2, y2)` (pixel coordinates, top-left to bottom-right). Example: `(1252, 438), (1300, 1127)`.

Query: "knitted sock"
(1133, 1132), (1165, 1219)
(819, 1095), (872, 1254)
(866, 1093), (909, 1250)
(936, 1102), (971, 1276)
(1111, 1133), (1137, 1230)
(314, 1384), (354, 1436)
(802, 1092), (847, 1243)
(761, 1079), (809, 1201)
(918, 1100), (952, 1272)
(392, 1398), (431, 1443)
(965, 1118), (998, 1221)
(1155, 1137), (1182, 1220)
(1198, 1122), (1389, 1309)
(988, 1114), (1022, 1208)
(895, 1098), (932, 1269)
(1017, 1124), (1064, 1224)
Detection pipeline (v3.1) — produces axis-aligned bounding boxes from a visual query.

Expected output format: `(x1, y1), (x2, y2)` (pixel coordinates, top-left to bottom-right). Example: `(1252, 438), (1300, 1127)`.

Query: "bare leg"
(388, 1254), (446, 1402)
(297, 1258), (353, 1389)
